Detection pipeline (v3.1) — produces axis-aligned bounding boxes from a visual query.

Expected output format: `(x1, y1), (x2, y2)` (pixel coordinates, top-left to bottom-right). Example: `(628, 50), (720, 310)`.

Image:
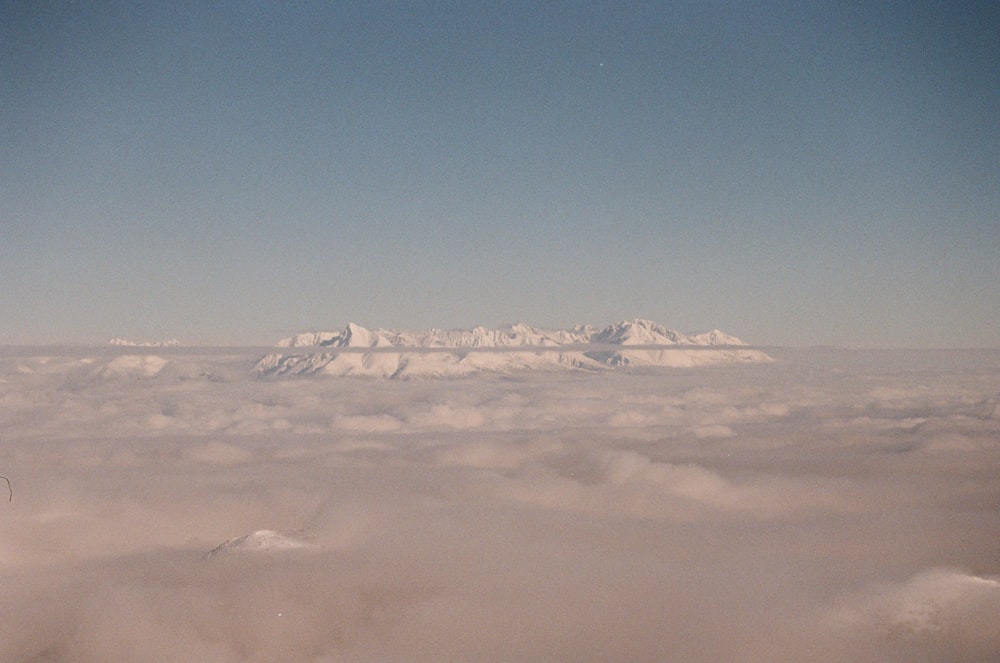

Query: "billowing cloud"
(826, 568), (1000, 662)
(0, 347), (998, 661)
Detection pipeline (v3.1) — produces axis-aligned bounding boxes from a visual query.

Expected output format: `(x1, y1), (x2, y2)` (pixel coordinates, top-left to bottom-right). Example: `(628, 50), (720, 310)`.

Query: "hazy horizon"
(3, 319), (999, 351)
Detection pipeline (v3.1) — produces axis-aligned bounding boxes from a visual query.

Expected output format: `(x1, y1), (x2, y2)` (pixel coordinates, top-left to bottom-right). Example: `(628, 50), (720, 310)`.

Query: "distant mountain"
(258, 320), (769, 378)
(277, 319), (748, 349)
(108, 338), (181, 347)
(588, 319), (746, 347)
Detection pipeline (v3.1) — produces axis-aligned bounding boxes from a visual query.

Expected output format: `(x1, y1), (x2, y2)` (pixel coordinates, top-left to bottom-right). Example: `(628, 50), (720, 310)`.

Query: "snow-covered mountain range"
(276, 319), (748, 349)
(258, 320), (770, 378)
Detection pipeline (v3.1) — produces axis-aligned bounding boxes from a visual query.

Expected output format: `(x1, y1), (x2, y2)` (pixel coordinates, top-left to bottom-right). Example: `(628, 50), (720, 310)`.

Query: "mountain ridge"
(276, 319), (749, 350)
(258, 320), (769, 378)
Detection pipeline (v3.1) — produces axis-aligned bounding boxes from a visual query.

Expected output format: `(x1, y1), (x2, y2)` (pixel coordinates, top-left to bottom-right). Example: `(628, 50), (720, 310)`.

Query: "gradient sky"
(2, 1), (998, 346)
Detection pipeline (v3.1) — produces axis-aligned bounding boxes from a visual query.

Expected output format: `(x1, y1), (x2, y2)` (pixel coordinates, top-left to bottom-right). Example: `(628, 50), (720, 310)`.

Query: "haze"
(2, 346), (998, 661)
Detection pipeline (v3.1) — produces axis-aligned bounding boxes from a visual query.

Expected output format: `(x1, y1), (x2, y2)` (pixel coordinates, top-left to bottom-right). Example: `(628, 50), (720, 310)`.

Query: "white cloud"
(1, 347), (998, 661)
(827, 568), (1000, 661)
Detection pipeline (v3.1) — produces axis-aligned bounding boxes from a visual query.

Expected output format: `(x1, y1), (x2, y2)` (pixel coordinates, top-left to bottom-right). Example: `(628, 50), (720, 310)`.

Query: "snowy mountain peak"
(276, 323), (391, 349)
(688, 329), (747, 346)
(205, 530), (315, 557)
(588, 319), (748, 347)
(341, 322), (393, 348)
(592, 319), (681, 345)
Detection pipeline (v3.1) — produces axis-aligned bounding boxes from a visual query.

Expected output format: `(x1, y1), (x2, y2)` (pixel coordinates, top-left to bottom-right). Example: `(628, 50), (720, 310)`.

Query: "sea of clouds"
(1, 347), (998, 662)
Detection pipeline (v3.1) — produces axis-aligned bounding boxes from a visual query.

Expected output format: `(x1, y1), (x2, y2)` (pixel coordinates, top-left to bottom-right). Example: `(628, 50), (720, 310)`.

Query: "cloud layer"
(1, 347), (998, 661)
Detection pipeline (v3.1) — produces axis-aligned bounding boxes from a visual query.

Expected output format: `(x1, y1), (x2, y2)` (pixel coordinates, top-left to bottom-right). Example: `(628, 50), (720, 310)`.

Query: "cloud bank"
(1, 347), (998, 661)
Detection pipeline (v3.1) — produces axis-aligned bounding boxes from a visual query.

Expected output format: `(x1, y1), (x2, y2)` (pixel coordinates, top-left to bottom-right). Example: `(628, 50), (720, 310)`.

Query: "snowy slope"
(205, 530), (316, 557)
(260, 320), (769, 378)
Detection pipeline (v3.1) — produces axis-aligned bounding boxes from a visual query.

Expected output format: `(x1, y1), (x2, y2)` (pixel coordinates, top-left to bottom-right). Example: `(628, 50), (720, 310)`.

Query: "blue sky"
(2, 1), (997, 346)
